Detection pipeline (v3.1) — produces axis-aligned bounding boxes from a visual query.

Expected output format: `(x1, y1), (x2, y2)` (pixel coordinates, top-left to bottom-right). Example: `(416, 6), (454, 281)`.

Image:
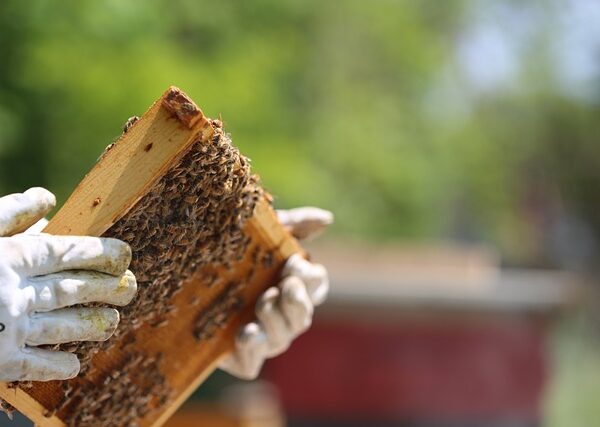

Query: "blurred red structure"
(264, 244), (579, 426)
(266, 313), (546, 425)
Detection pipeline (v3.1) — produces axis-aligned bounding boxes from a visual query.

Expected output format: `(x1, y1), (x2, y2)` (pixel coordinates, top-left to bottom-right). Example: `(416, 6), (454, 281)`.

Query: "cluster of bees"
(9, 119), (266, 426)
(53, 350), (169, 427)
(193, 280), (245, 341)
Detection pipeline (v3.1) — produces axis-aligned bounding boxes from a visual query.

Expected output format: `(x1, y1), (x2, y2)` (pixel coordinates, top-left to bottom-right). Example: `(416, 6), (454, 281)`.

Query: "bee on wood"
(122, 116), (140, 134)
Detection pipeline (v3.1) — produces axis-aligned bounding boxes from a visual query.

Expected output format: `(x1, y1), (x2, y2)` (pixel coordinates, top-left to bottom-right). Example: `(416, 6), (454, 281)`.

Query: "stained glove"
(0, 188), (137, 382)
(218, 207), (333, 379)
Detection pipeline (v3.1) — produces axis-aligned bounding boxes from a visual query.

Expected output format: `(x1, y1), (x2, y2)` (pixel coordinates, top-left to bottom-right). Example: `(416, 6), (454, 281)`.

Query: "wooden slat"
(0, 87), (302, 426)
(44, 87), (210, 237)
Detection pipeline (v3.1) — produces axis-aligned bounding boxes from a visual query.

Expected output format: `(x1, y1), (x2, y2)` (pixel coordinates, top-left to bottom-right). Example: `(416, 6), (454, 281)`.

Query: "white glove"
(0, 188), (137, 382)
(218, 207), (333, 379)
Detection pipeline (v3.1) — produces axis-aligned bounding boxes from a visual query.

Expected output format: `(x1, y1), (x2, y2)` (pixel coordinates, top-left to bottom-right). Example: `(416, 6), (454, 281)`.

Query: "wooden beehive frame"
(0, 87), (301, 426)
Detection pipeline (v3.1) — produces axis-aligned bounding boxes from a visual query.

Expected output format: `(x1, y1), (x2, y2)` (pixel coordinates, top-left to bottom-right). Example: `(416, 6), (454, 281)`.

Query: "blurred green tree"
(0, 0), (598, 267)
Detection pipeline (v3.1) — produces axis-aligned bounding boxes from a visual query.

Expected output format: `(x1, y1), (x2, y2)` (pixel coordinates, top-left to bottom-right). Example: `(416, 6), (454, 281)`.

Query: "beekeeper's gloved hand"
(219, 207), (333, 379)
(0, 188), (137, 382)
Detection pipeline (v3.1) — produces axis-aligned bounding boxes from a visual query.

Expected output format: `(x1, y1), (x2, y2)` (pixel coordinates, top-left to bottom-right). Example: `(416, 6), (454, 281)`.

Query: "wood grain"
(0, 87), (302, 426)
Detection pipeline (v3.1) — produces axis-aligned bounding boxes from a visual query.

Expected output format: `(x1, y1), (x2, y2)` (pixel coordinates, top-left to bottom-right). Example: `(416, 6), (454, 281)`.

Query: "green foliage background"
(1, 0), (597, 266)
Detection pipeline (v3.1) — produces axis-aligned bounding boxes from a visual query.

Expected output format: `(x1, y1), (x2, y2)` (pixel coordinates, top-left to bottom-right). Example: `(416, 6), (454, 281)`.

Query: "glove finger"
(0, 188), (56, 237)
(280, 276), (313, 336)
(217, 353), (244, 378)
(217, 353), (259, 381)
(276, 207), (333, 241)
(283, 254), (329, 306)
(29, 270), (137, 311)
(3, 348), (80, 381)
(25, 217), (49, 234)
(26, 308), (120, 346)
(219, 322), (268, 380)
(11, 234), (131, 276)
(255, 287), (291, 358)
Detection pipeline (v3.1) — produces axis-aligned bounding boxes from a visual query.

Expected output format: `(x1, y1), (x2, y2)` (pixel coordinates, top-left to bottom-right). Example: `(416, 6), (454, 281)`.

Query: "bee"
(152, 319), (169, 329)
(122, 116), (140, 134)
(262, 250), (274, 269)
